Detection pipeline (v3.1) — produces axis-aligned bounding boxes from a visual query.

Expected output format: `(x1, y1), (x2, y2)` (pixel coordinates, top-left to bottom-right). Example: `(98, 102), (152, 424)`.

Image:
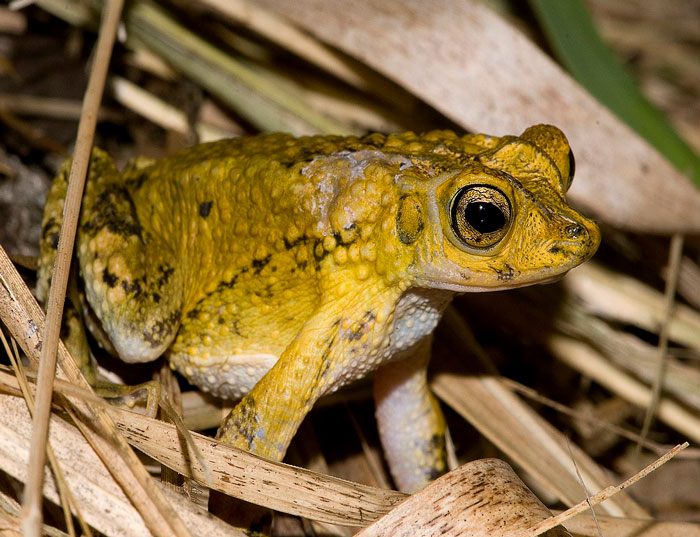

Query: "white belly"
(169, 287), (454, 400)
(389, 287), (453, 356)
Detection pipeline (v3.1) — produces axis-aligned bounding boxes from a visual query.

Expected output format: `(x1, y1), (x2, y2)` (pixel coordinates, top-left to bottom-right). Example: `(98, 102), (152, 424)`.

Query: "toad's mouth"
(420, 260), (584, 293)
(414, 221), (600, 293)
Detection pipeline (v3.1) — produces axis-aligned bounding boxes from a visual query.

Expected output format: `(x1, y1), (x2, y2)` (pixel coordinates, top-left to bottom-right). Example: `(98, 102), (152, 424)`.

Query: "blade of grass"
(122, 0), (355, 135)
(548, 335), (700, 444)
(22, 1), (125, 535)
(518, 443), (688, 537)
(0, 392), (241, 537)
(2, 335), (84, 537)
(0, 248), (193, 537)
(433, 308), (648, 517)
(34, 0), (356, 135)
(529, 0), (700, 186)
(109, 76), (235, 141)
(637, 234), (683, 453)
(194, 0), (374, 92)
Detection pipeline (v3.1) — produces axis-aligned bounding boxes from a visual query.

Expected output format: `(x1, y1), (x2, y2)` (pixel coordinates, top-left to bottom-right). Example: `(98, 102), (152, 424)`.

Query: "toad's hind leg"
(374, 338), (447, 493)
(78, 148), (185, 363)
(38, 157), (98, 381)
(42, 149), (184, 365)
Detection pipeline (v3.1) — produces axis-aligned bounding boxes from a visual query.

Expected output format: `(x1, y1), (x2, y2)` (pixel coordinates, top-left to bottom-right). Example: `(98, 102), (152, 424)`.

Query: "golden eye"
(450, 185), (512, 249)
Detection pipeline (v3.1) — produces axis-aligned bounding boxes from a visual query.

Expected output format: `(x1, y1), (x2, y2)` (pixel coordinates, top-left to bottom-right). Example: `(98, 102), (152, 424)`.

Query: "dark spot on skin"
(59, 300), (79, 341)
(422, 433), (447, 481)
(121, 278), (142, 297)
(548, 245), (562, 255)
(127, 171), (150, 191)
(152, 293), (161, 304)
(41, 217), (57, 237)
(81, 185), (142, 238)
(333, 230), (357, 246)
(142, 308), (181, 348)
(316, 360), (332, 384)
(429, 432), (446, 453)
(199, 200), (213, 218)
(216, 395), (258, 448)
(312, 239), (329, 263)
(496, 264), (515, 281)
(278, 159), (301, 169)
(102, 268), (119, 287)
(230, 319), (243, 337)
(312, 322), (340, 385)
(289, 157), (318, 170)
(345, 328), (363, 342)
(425, 466), (445, 482)
(336, 222), (358, 244)
(323, 320), (341, 353)
(217, 276), (238, 290)
(252, 254), (271, 275)
(282, 237), (322, 272)
(187, 302), (244, 336)
(216, 266), (249, 290)
(283, 234), (308, 250)
(59, 322), (71, 341)
(41, 218), (61, 250)
(156, 264), (175, 286)
(343, 310), (376, 341)
(253, 287), (273, 300)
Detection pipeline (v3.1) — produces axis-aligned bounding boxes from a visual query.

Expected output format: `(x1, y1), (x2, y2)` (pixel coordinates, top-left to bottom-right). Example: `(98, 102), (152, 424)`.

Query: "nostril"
(565, 224), (585, 239)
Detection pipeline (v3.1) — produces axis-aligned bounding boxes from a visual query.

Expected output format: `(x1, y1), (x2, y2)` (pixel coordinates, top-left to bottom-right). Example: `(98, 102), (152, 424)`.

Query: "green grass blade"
(529, 0), (700, 186)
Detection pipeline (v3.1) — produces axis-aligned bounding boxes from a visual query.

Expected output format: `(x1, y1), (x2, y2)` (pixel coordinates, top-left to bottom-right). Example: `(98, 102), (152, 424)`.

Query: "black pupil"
(465, 202), (505, 234)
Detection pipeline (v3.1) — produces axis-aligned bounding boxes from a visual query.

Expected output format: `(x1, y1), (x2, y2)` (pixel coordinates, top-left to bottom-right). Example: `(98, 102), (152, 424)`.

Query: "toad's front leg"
(217, 286), (398, 460)
(215, 322), (336, 459)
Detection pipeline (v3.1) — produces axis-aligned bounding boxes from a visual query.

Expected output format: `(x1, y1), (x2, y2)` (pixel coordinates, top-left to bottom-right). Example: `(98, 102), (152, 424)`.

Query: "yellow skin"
(38, 125), (599, 493)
